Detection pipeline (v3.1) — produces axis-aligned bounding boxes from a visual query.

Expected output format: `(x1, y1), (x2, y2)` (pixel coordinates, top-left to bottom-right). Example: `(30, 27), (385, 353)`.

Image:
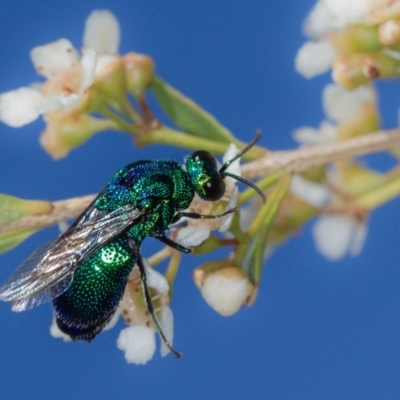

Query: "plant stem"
(3, 128), (400, 234)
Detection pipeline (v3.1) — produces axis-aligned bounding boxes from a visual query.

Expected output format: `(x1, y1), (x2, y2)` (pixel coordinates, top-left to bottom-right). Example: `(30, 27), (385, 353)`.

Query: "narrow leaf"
(0, 229), (37, 254)
(248, 174), (292, 284)
(151, 76), (235, 143)
(0, 194), (52, 225)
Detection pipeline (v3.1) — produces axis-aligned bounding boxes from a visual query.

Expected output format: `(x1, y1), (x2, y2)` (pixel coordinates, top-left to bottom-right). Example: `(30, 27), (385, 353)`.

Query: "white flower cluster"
(293, 83), (376, 145)
(0, 10), (119, 128)
(295, 0), (400, 78)
(291, 83), (374, 260)
(116, 259), (174, 365)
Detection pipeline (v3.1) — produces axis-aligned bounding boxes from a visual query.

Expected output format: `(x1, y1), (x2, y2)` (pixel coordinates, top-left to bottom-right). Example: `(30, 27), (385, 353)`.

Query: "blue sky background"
(1, 1), (400, 399)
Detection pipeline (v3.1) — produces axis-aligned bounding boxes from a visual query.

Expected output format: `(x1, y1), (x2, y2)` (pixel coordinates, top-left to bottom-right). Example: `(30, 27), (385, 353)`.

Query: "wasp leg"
(172, 207), (236, 223)
(128, 240), (182, 359)
(153, 234), (191, 254)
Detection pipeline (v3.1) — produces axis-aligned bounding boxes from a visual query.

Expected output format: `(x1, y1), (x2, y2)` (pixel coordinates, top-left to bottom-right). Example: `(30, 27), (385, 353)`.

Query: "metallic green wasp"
(0, 133), (264, 357)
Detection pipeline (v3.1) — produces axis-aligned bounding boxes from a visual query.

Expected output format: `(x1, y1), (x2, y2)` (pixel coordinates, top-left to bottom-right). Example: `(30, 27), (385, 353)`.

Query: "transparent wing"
(0, 200), (143, 311)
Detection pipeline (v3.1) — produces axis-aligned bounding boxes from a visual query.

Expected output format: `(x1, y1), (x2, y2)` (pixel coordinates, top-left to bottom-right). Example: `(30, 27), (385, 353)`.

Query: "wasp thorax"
(186, 150), (226, 201)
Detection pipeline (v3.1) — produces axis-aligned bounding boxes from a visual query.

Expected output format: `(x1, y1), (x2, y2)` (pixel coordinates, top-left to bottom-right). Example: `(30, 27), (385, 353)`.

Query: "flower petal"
(219, 187), (238, 232)
(103, 309), (120, 331)
(176, 226), (210, 247)
(295, 40), (337, 79)
(324, 0), (371, 25)
(222, 143), (241, 176)
(38, 93), (79, 114)
(159, 306), (174, 357)
(0, 87), (43, 127)
(323, 83), (376, 123)
(312, 215), (354, 261)
(83, 10), (120, 55)
(292, 121), (337, 145)
(349, 221), (368, 257)
(49, 318), (72, 342)
(143, 258), (169, 295)
(303, 1), (335, 37)
(200, 267), (252, 316)
(30, 39), (79, 79)
(117, 325), (156, 365)
(290, 175), (331, 207)
(80, 47), (97, 91)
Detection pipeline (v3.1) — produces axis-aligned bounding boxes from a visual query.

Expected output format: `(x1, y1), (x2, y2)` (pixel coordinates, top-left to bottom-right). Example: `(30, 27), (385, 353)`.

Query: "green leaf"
(0, 194), (52, 225)
(150, 76), (235, 143)
(0, 229), (37, 254)
(247, 174), (292, 284)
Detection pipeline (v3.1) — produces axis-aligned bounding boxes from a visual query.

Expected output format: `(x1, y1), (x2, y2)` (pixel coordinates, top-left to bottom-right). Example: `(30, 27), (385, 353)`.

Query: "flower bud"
(378, 19), (400, 46)
(332, 54), (368, 90)
(92, 54), (127, 102)
(193, 265), (254, 316)
(337, 103), (380, 139)
(330, 24), (381, 53)
(117, 325), (156, 365)
(122, 52), (155, 98)
(40, 113), (117, 158)
(334, 161), (385, 197)
(333, 52), (400, 89)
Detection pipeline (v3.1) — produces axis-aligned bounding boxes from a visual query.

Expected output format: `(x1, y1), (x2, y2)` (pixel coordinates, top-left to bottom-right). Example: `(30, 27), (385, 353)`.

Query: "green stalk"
(248, 174), (292, 239)
(99, 106), (137, 135)
(141, 126), (235, 154)
(239, 170), (285, 205)
(356, 175), (400, 210)
(164, 252), (181, 291)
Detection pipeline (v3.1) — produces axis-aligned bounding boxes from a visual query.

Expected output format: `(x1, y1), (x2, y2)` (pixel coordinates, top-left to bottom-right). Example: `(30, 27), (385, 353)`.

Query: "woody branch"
(2, 128), (400, 233)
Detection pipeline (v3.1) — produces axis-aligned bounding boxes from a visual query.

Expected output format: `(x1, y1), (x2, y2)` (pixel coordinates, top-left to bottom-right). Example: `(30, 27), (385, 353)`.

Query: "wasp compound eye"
(203, 175), (226, 201)
(192, 150), (218, 167)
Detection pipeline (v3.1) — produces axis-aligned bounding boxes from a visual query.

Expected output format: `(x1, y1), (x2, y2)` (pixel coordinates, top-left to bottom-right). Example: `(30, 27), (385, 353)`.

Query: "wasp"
(0, 133), (264, 357)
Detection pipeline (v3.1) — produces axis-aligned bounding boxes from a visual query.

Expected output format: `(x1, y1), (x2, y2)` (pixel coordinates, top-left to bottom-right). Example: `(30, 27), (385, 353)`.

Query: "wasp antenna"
(219, 130), (262, 174)
(223, 171), (266, 203)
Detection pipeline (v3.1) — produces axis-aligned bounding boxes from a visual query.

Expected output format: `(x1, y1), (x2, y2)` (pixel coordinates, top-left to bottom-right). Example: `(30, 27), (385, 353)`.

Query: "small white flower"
(49, 318), (72, 342)
(175, 226), (211, 247)
(312, 214), (368, 261)
(290, 175), (332, 207)
(324, 0), (370, 25)
(323, 83), (376, 123)
(159, 306), (174, 357)
(83, 10), (120, 55)
(219, 186), (238, 232)
(117, 263), (174, 364)
(30, 38), (80, 79)
(117, 324), (156, 365)
(0, 87), (42, 127)
(142, 257), (169, 296)
(295, 39), (337, 79)
(10, 43), (96, 122)
(303, 0), (394, 37)
(303, 1), (336, 38)
(293, 121), (337, 145)
(0, 10), (119, 128)
(222, 143), (241, 194)
(198, 267), (253, 316)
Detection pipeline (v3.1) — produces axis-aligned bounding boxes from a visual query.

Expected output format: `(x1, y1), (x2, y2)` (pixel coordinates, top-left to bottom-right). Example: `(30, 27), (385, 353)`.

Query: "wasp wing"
(0, 201), (143, 311)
